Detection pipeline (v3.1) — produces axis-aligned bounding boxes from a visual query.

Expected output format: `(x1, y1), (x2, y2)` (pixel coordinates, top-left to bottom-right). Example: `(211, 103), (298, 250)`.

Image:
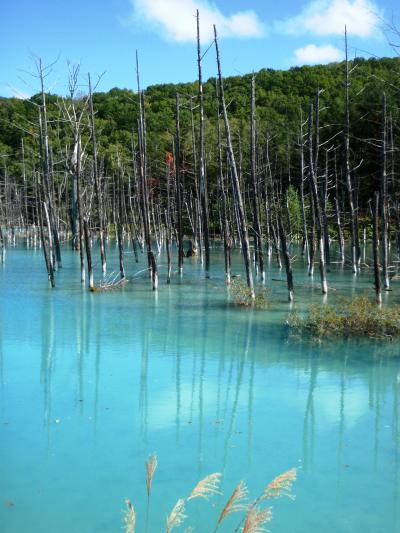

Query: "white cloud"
(278, 0), (381, 37)
(294, 43), (343, 64)
(129, 0), (264, 43)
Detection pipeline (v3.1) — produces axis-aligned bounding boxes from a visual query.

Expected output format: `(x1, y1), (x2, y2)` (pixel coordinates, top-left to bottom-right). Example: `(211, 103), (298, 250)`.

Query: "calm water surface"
(0, 242), (399, 532)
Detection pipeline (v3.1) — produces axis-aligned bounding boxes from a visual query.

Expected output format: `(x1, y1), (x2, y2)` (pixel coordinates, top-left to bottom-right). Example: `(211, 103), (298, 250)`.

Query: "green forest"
(1, 55), (399, 205)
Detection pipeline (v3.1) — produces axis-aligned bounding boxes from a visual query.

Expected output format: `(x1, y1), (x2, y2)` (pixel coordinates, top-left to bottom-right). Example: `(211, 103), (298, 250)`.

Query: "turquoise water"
(0, 241), (399, 532)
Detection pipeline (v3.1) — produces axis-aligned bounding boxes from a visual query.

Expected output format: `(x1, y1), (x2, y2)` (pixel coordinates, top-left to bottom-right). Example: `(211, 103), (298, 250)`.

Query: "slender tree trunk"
(83, 218), (94, 290)
(308, 103), (327, 294)
(373, 191), (382, 304)
(190, 98), (201, 256)
(75, 136), (85, 282)
(175, 93), (184, 275)
(344, 28), (359, 274)
(250, 74), (265, 281)
(38, 59), (62, 269)
(322, 149), (330, 264)
(299, 117), (309, 265)
(333, 151), (345, 263)
(165, 209), (172, 284)
(217, 109), (231, 284)
(197, 10), (210, 277)
(136, 51), (158, 290)
(278, 214), (294, 302)
(214, 25), (254, 299)
(88, 73), (106, 273)
(380, 93), (389, 289)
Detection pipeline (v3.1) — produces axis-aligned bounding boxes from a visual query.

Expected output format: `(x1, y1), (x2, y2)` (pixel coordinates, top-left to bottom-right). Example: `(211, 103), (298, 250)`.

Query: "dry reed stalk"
(261, 468), (297, 501)
(166, 498), (187, 533)
(146, 454), (157, 497)
(216, 480), (248, 529)
(242, 505), (272, 533)
(187, 472), (222, 501)
(123, 498), (136, 533)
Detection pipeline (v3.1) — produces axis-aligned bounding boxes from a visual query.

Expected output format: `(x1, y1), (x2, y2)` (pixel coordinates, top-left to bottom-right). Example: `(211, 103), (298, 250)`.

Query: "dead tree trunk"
(308, 103), (328, 294)
(83, 219), (94, 290)
(116, 170), (125, 280)
(136, 51), (158, 290)
(344, 27), (359, 274)
(88, 73), (106, 273)
(175, 93), (184, 275)
(322, 149), (331, 264)
(333, 150), (345, 263)
(76, 136), (85, 283)
(250, 74), (265, 281)
(373, 191), (382, 304)
(38, 59), (62, 269)
(217, 107), (231, 284)
(36, 171), (54, 287)
(214, 25), (254, 299)
(380, 93), (389, 289)
(299, 114), (309, 265)
(278, 214), (294, 302)
(190, 97), (202, 257)
(197, 10), (210, 278)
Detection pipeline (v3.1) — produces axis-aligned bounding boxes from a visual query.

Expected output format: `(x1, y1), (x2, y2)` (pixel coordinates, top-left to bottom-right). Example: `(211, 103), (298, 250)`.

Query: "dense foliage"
(1, 56), (399, 208)
(288, 296), (400, 339)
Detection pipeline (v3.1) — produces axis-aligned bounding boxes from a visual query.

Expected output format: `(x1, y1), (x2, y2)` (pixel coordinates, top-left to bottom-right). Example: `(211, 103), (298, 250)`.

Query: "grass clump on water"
(288, 296), (400, 339)
(230, 278), (270, 309)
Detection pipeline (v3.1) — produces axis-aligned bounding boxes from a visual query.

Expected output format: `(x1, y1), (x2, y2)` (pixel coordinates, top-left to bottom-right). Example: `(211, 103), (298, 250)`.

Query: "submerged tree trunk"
(197, 10), (210, 278)
(250, 74), (265, 281)
(136, 51), (157, 290)
(83, 218), (94, 290)
(308, 103), (327, 294)
(214, 25), (254, 299)
(299, 115), (309, 265)
(278, 215), (294, 302)
(344, 28), (359, 274)
(38, 59), (62, 269)
(76, 136), (85, 283)
(217, 108), (231, 284)
(322, 149), (330, 265)
(88, 73), (106, 273)
(380, 93), (389, 289)
(373, 191), (382, 304)
(175, 93), (184, 275)
(334, 150), (345, 263)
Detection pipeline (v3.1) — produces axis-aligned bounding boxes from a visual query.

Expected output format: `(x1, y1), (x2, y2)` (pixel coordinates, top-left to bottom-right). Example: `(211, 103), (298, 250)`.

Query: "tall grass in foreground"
(123, 456), (296, 532)
(287, 296), (400, 339)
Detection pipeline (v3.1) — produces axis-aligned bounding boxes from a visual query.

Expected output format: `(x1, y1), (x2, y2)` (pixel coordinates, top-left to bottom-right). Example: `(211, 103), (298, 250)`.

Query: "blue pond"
(0, 242), (399, 532)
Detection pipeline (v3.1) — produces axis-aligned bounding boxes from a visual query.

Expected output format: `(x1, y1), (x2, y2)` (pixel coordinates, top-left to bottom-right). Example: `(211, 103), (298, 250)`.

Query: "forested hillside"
(1, 54), (400, 297)
(1, 56), (399, 204)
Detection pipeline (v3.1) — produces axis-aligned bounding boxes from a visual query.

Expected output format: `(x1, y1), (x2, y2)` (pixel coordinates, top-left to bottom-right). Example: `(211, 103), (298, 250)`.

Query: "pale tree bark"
(214, 25), (254, 299)
(197, 10), (210, 278)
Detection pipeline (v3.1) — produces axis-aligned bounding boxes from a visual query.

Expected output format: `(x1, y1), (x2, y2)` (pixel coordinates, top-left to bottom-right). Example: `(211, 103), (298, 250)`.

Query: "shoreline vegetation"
(0, 14), (400, 339)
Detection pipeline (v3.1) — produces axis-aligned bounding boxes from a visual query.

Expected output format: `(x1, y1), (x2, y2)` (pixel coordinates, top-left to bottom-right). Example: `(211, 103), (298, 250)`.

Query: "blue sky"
(1, 0), (399, 97)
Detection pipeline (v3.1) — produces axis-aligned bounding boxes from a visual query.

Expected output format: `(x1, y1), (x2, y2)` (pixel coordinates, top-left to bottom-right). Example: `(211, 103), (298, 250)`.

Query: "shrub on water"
(230, 278), (270, 309)
(288, 296), (400, 339)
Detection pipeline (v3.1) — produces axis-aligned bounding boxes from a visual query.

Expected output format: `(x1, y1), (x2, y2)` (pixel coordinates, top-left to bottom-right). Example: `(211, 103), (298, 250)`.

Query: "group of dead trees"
(0, 21), (399, 304)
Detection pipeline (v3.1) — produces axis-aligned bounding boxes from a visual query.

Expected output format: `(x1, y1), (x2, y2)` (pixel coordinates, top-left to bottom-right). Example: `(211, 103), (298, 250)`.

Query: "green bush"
(230, 279), (270, 309)
(288, 296), (400, 339)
